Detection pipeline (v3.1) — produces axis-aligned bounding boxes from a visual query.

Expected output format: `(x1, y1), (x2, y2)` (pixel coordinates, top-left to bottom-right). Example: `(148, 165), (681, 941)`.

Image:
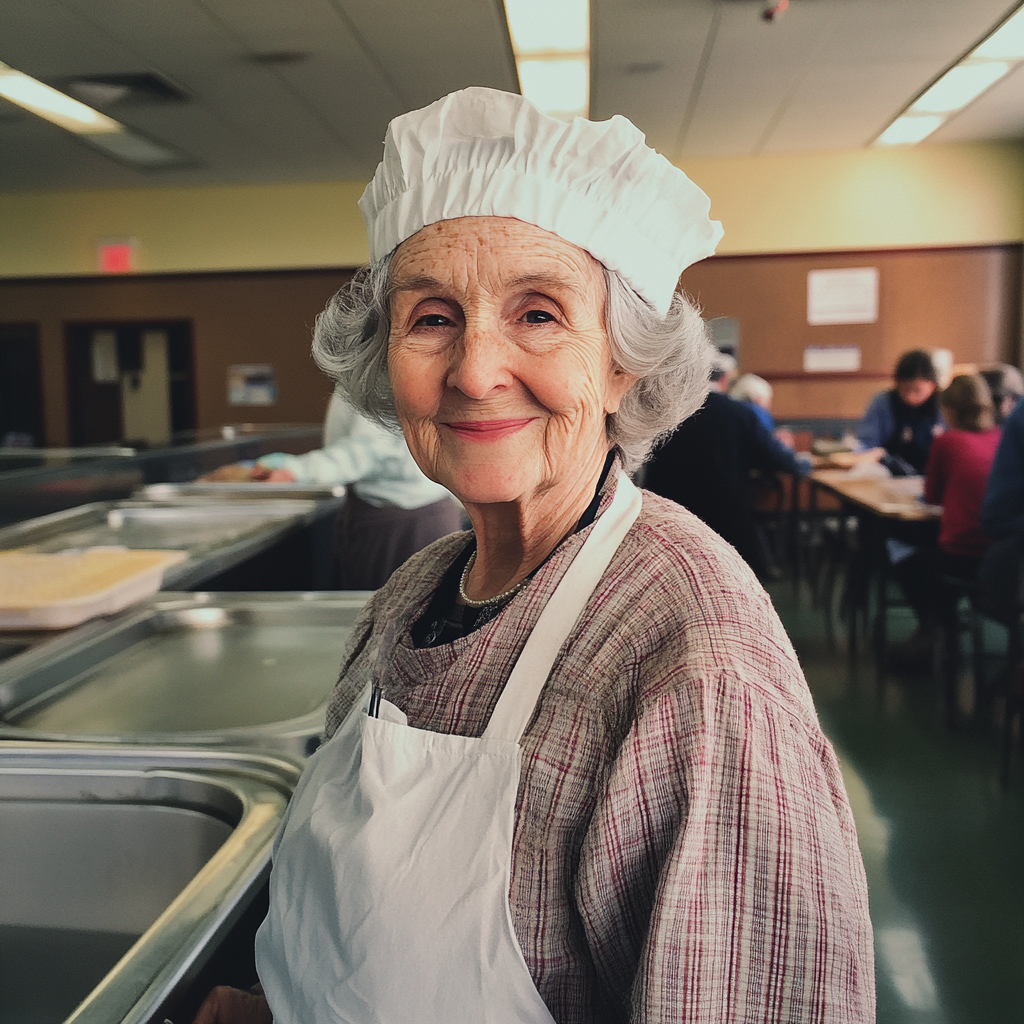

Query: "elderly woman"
(198, 88), (873, 1024)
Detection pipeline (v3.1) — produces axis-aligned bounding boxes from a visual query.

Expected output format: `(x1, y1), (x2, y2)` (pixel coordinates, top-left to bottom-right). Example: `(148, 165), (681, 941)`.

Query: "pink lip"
(444, 418), (535, 440)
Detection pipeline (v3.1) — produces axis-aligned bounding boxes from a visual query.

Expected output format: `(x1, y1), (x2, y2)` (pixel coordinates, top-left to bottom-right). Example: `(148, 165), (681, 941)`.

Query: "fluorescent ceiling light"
(506, 0), (588, 54)
(876, 115), (944, 147)
(503, 0), (590, 119)
(972, 7), (1024, 60)
(874, 2), (1024, 146)
(0, 59), (187, 168)
(0, 62), (120, 133)
(518, 59), (589, 118)
(910, 61), (1010, 114)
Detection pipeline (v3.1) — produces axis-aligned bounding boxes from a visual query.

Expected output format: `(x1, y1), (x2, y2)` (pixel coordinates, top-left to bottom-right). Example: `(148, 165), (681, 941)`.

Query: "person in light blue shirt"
(206, 389), (462, 589)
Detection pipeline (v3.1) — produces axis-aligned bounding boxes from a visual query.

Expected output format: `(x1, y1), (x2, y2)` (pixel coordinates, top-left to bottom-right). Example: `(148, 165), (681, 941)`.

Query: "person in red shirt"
(893, 373), (1000, 666)
(925, 373), (1002, 569)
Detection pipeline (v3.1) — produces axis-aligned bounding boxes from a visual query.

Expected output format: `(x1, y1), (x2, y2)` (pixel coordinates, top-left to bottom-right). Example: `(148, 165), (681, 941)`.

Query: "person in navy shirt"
(856, 349), (944, 475)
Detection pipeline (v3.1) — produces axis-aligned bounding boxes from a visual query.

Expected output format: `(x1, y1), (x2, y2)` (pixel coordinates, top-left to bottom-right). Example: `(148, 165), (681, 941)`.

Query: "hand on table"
(825, 447), (884, 470)
(197, 464), (257, 483)
(192, 985), (272, 1024)
(196, 464), (297, 483)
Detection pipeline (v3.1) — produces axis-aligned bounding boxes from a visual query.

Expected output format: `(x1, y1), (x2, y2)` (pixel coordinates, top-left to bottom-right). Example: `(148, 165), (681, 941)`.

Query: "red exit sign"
(98, 239), (136, 273)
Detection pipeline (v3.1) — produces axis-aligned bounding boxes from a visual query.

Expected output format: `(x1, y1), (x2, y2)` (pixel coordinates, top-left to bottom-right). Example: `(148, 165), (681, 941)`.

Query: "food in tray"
(0, 548), (187, 629)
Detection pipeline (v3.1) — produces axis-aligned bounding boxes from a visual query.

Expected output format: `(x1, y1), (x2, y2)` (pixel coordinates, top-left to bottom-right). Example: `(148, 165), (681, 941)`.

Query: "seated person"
(729, 372), (775, 431)
(891, 374), (1000, 662)
(979, 363), (1024, 425)
(644, 353), (811, 577)
(728, 372), (796, 448)
(203, 390), (461, 589)
(978, 393), (1024, 620)
(856, 349), (944, 475)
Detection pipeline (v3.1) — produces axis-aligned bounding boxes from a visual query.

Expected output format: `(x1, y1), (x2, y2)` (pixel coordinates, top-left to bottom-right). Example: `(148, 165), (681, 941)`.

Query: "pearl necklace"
(458, 552), (530, 608)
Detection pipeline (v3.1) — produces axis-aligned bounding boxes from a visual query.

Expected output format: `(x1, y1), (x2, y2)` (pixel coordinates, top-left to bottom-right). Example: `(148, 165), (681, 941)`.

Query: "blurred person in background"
(855, 349), (943, 475)
(890, 374), (1000, 665)
(979, 363), (1024, 425)
(978, 394), (1024, 620)
(645, 352), (811, 577)
(729, 371), (796, 448)
(203, 388), (461, 589)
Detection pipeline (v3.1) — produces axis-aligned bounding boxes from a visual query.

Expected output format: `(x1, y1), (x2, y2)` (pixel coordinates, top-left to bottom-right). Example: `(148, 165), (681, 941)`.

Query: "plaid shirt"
(325, 479), (875, 1023)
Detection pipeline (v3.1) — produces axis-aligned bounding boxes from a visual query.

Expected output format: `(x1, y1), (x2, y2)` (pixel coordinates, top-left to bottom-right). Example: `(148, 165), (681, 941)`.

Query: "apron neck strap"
(482, 472), (643, 743)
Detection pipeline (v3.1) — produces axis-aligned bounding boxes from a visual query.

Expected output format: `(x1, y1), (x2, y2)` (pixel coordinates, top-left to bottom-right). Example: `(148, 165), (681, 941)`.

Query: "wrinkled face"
(897, 378), (937, 407)
(387, 217), (636, 506)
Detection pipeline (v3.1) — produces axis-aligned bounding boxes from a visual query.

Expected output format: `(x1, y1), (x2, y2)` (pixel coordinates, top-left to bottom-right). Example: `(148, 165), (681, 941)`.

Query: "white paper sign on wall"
(803, 346), (862, 372)
(807, 267), (879, 325)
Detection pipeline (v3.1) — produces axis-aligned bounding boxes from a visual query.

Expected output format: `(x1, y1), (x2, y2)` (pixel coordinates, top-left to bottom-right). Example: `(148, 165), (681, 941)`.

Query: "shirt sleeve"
(856, 391), (891, 451)
(747, 410), (810, 478)
(981, 402), (1024, 538)
(256, 425), (412, 487)
(578, 675), (875, 1023)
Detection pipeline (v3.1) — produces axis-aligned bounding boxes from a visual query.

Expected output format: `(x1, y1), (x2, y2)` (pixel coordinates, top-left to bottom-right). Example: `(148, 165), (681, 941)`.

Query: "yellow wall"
(681, 141), (1024, 255)
(2, 140), (1024, 278)
(0, 180), (370, 278)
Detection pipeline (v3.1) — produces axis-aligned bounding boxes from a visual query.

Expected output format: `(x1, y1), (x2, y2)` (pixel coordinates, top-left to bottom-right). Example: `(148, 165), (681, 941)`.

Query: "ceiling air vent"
(60, 72), (189, 108)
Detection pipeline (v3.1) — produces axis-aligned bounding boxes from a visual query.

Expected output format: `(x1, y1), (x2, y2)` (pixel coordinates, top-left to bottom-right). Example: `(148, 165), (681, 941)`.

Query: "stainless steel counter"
(0, 496), (343, 591)
(0, 741), (301, 1024)
(0, 591), (369, 757)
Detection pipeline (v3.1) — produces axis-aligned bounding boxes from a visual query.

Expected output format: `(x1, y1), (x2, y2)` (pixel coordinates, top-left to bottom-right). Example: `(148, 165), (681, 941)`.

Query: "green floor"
(767, 581), (1024, 1024)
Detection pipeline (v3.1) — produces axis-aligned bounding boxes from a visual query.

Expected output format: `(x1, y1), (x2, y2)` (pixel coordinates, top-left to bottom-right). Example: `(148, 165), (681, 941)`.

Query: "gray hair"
(729, 372), (773, 407)
(312, 254), (713, 471)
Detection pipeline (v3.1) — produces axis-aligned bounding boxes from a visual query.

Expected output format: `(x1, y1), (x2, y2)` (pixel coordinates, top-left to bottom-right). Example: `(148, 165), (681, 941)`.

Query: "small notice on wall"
(803, 346), (862, 373)
(228, 364), (277, 406)
(807, 267), (879, 325)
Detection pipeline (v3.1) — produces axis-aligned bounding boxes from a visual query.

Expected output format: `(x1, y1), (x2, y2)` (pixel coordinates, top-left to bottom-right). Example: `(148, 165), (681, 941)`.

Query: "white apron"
(256, 472), (642, 1024)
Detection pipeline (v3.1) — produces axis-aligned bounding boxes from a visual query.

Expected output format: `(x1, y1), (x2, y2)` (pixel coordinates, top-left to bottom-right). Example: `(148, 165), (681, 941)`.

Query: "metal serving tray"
(0, 592), (369, 757)
(139, 481), (346, 501)
(0, 498), (337, 590)
(0, 741), (300, 1024)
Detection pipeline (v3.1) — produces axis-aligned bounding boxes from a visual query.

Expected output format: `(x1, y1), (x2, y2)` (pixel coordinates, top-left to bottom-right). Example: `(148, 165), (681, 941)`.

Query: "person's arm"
(982, 402), (1024, 538)
(581, 673), (875, 1022)
(747, 407), (811, 478)
(256, 424), (411, 487)
(855, 391), (892, 451)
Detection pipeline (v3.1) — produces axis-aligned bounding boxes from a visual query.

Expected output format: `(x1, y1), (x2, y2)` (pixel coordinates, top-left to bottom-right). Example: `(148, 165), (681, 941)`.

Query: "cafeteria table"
(809, 470), (941, 668)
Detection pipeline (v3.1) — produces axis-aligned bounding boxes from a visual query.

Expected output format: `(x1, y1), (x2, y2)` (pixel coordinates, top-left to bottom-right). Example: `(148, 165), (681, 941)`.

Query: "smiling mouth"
(444, 418), (535, 439)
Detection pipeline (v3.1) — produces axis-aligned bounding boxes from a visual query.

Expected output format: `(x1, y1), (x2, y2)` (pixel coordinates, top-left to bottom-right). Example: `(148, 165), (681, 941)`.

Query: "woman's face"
(387, 217), (636, 506)
(896, 378), (936, 407)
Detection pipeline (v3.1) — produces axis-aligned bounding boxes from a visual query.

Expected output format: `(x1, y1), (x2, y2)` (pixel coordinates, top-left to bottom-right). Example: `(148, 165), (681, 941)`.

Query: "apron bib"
(256, 472), (642, 1023)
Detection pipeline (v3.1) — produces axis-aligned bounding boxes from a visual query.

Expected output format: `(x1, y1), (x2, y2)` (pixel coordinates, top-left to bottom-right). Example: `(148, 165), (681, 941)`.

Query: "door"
(0, 324), (45, 447)
(65, 321), (195, 446)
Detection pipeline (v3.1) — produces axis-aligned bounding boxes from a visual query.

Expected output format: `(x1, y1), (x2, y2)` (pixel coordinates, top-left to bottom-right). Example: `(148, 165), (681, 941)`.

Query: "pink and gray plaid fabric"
(325, 478), (875, 1023)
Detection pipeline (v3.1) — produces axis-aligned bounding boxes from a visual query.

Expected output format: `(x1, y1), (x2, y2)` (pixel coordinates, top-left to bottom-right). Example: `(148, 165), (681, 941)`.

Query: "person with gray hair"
(195, 87), (872, 1024)
(979, 362), (1024, 425)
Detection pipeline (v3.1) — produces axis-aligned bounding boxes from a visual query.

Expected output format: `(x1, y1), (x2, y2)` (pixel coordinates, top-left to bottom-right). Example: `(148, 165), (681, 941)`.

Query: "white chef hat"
(359, 87), (723, 316)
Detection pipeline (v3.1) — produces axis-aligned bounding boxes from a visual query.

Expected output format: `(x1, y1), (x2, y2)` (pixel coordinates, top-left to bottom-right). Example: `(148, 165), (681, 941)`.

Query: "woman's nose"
(446, 322), (511, 399)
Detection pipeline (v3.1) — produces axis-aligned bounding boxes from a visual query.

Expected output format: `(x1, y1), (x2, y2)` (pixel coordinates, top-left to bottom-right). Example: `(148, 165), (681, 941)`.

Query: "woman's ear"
(605, 365), (639, 414)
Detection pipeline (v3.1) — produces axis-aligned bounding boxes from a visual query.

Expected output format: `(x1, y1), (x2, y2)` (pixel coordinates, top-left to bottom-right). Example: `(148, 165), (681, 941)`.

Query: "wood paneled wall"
(0, 269), (353, 445)
(679, 244), (1023, 419)
(3, 244), (1021, 444)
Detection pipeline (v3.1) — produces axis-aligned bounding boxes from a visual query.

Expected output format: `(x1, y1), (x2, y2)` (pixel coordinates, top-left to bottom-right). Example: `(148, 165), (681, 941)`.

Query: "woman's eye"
(415, 313), (452, 328)
(523, 309), (555, 324)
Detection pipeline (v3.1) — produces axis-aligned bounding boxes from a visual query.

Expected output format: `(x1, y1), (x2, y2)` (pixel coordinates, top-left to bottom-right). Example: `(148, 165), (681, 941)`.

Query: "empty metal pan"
(0, 592), (369, 757)
(0, 741), (300, 1024)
